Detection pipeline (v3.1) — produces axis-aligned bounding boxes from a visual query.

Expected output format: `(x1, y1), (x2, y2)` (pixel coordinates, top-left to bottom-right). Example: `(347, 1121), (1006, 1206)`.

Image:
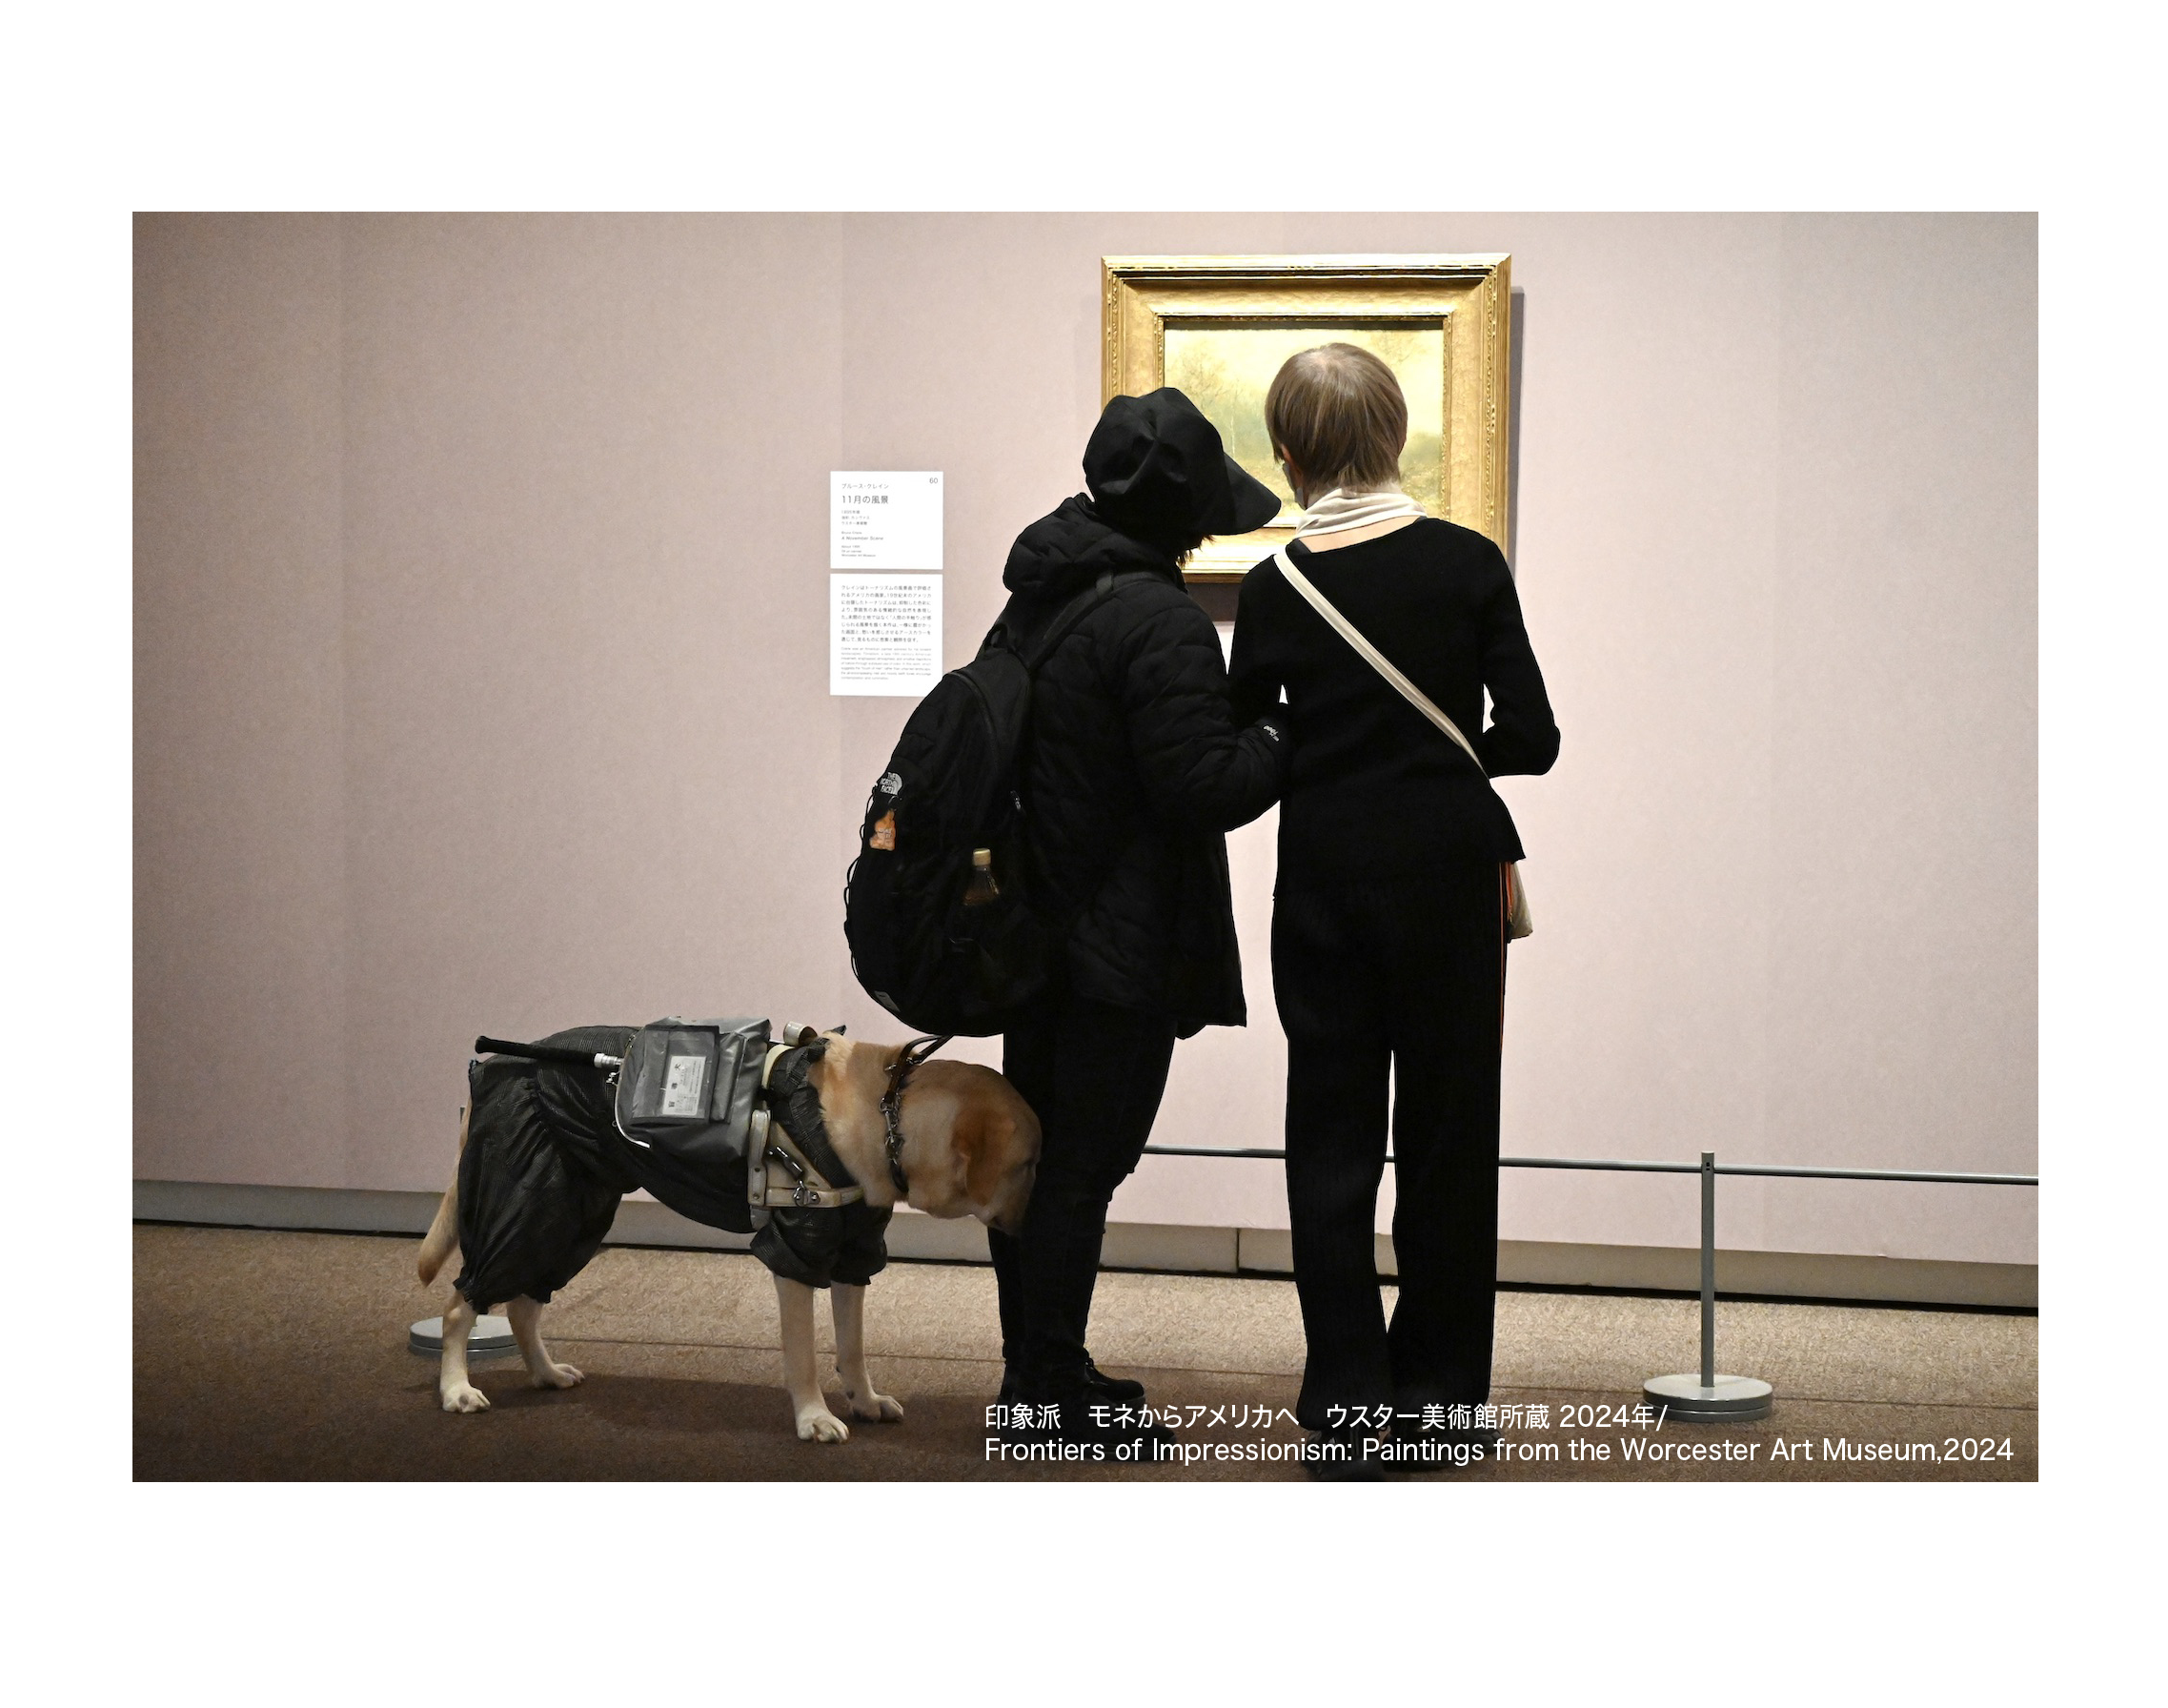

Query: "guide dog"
(415, 1031), (1039, 1442)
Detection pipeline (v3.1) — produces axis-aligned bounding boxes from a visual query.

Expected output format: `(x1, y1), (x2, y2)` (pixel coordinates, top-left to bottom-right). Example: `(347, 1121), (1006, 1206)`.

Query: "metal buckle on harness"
(763, 1140), (860, 1210)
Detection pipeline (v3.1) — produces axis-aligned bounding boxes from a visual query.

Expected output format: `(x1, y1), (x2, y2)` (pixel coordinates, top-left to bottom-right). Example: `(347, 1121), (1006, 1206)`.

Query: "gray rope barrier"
(1139, 1145), (2036, 1186)
(1135, 1143), (2036, 1426)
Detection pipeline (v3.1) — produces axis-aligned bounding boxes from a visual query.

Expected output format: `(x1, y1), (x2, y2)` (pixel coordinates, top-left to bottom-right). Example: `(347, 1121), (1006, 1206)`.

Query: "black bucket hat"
(1084, 387), (1282, 539)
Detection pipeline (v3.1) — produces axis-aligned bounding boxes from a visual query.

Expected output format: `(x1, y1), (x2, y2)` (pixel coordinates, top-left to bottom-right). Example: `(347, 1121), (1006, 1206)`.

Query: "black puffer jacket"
(998, 495), (1287, 1035)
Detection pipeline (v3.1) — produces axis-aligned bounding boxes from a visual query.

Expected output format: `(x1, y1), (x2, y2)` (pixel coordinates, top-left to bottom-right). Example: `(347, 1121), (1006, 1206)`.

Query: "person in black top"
(1228, 343), (1559, 1474)
(991, 388), (1290, 1444)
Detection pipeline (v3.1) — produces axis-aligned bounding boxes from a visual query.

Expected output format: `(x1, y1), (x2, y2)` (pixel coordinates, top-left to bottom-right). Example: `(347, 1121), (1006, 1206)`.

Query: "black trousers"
(990, 992), (1177, 1392)
(1273, 860), (1509, 1430)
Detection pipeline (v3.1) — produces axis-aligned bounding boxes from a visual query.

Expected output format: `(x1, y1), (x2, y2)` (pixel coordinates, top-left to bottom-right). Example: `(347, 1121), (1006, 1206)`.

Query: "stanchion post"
(1701, 1150), (1716, 1389)
(1644, 1145), (1773, 1423)
(409, 1315), (517, 1358)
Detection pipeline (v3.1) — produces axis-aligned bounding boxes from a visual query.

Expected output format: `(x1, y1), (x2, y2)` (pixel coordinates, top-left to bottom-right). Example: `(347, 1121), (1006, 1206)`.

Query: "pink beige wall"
(135, 213), (2036, 1265)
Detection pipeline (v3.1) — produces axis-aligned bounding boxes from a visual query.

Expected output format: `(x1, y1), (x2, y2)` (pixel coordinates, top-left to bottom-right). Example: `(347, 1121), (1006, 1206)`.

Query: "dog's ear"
(949, 1099), (1012, 1208)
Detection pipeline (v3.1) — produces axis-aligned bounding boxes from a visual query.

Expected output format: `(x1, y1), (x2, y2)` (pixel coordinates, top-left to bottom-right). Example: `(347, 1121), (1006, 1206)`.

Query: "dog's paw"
(796, 1406), (850, 1443)
(531, 1361), (584, 1390)
(440, 1382), (491, 1413)
(844, 1389), (904, 1423)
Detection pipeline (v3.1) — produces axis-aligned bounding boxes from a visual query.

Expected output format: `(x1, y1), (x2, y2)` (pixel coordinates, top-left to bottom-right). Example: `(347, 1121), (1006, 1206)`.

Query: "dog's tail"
(416, 1102), (469, 1287)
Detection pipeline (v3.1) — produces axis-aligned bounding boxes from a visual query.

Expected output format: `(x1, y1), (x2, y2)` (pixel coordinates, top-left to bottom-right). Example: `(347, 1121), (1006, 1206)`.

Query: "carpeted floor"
(133, 1224), (2036, 1481)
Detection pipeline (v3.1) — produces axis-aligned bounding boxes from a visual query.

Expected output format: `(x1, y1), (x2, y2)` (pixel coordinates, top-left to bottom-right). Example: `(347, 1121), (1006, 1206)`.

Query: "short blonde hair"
(1264, 343), (1408, 494)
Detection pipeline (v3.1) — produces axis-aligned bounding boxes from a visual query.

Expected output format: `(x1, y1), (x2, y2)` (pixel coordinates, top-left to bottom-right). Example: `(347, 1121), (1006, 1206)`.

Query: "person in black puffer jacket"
(990, 388), (1289, 1443)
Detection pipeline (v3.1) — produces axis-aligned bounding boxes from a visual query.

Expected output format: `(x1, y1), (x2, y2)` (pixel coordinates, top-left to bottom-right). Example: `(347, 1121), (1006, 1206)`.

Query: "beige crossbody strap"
(1273, 546), (1483, 769)
(1274, 546), (1533, 940)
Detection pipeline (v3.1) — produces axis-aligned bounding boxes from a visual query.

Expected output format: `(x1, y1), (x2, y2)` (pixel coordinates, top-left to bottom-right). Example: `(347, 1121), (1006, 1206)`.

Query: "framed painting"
(1101, 254), (1512, 582)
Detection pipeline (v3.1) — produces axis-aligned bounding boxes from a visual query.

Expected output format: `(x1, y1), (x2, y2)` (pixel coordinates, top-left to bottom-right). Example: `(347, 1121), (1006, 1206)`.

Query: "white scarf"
(1289, 485), (1428, 539)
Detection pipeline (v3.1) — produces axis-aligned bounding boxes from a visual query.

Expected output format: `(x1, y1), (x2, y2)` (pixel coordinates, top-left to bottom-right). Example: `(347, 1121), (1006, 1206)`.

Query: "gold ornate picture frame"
(1101, 254), (1512, 581)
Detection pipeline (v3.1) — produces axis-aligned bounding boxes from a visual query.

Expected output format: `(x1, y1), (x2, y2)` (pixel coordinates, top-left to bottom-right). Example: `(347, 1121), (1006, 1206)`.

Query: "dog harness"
(744, 1033), (898, 1290)
(748, 1033), (862, 1216)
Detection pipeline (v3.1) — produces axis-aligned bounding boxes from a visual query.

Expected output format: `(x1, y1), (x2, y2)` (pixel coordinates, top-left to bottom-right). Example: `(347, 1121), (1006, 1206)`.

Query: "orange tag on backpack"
(869, 811), (896, 851)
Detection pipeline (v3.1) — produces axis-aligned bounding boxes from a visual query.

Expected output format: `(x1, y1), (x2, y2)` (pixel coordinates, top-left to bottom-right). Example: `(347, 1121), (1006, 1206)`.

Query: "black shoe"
(1305, 1427), (1387, 1482)
(1001, 1379), (1175, 1454)
(1080, 1352), (1146, 1404)
(999, 1352), (1146, 1408)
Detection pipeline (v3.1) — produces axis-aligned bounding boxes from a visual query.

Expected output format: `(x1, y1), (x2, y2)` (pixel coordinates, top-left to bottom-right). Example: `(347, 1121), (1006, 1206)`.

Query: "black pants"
(1273, 860), (1508, 1430)
(990, 993), (1178, 1392)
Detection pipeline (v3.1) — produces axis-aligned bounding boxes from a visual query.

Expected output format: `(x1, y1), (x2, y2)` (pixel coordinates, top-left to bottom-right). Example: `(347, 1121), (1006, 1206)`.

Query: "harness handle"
(475, 1035), (623, 1070)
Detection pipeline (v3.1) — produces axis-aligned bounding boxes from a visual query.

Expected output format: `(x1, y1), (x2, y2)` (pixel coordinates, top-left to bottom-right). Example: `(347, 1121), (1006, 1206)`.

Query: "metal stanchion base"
(1644, 1373), (1773, 1422)
(408, 1315), (518, 1358)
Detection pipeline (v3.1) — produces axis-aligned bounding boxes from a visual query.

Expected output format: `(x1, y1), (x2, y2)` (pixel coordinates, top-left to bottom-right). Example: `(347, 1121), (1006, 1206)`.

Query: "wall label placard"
(830, 574), (942, 698)
(830, 471), (943, 569)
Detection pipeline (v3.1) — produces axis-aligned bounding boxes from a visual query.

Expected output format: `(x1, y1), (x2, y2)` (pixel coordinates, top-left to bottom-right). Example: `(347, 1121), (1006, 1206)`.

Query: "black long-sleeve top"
(1228, 518), (1558, 877)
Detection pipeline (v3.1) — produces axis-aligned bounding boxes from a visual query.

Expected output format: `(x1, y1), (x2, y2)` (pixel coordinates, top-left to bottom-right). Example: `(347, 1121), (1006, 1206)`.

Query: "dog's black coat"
(748, 1043), (894, 1290)
(454, 1027), (890, 1310)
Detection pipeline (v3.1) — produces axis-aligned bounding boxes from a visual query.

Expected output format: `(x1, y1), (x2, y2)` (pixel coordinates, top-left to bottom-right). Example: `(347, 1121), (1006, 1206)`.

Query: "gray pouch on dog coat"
(617, 1019), (768, 1163)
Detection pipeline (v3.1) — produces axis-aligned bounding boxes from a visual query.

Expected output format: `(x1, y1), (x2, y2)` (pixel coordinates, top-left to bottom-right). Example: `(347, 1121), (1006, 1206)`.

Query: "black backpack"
(843, 571), (1144, 1034)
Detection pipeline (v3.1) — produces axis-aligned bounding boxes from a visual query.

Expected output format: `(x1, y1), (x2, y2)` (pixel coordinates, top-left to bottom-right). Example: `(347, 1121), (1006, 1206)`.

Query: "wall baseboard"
(132, 1180), (2035, 1309)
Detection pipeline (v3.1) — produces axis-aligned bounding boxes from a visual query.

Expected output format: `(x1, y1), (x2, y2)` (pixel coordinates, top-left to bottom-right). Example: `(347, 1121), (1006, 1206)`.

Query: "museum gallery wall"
(134, 213), (2036, 1268)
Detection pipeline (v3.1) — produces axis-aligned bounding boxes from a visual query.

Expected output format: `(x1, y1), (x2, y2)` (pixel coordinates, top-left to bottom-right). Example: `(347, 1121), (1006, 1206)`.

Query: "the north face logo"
(879, 772), (903, 795)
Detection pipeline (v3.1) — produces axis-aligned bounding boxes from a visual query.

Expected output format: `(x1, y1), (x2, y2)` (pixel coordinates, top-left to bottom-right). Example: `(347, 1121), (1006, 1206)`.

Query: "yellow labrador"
(415, 1031), (1038, 1442)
